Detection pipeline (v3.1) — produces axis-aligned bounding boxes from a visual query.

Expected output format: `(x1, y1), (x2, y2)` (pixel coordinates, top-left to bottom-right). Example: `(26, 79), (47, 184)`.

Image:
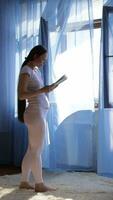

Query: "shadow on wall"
(55, 110), (97, 171)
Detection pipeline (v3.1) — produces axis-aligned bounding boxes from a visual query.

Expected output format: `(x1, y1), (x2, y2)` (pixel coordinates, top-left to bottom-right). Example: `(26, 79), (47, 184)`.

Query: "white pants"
(21, 106), (48, 184)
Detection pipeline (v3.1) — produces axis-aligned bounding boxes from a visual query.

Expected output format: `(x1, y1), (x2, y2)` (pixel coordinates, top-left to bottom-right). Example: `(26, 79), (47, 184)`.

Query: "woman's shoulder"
(20, 65), (33, 77)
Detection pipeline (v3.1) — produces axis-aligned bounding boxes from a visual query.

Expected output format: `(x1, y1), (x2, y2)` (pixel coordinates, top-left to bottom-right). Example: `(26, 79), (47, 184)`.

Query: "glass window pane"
(68, 2), (91, 23)
(93, 0), (103, 19)
(93, 28), (101, 101)
(107, 58), (113, 106)
(108, 13), (113, 55)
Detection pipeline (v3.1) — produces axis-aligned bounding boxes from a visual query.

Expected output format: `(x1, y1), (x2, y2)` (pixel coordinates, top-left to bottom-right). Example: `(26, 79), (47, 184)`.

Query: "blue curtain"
(0, 0), (16, 164)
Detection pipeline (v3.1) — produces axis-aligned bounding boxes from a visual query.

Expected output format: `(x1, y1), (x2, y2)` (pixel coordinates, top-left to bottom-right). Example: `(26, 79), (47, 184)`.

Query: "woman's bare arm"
(18, 73), (58, 100)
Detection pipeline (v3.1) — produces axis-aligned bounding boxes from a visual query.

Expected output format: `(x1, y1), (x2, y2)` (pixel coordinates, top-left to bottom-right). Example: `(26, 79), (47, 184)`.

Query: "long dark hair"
(17, 45), (47, 123)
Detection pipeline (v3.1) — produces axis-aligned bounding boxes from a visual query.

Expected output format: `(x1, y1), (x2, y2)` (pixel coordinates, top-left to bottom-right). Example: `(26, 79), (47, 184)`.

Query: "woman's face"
(33, 53), (47, 67)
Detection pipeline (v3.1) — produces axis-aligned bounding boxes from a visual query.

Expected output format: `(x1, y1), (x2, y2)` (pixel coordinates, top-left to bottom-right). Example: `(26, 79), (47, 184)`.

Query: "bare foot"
(35, 182), (56, 192)
(19, 181), (34, 189)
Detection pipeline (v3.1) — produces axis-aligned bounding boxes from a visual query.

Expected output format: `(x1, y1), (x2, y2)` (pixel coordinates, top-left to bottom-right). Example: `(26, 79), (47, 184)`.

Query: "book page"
(54, 75), (67, 86)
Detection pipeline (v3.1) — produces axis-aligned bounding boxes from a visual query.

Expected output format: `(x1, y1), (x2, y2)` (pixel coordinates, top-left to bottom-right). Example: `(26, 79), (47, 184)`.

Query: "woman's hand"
(42, 83), (58, 93)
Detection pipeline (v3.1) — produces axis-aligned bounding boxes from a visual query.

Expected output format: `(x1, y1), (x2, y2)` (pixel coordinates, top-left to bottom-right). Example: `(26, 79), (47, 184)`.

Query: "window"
(51, 0), (102, 121)
(93, 0), (102, 108)
(55, 0), (103, 113)
(50, 1), (103, 122)
(93, 0), (103, 19)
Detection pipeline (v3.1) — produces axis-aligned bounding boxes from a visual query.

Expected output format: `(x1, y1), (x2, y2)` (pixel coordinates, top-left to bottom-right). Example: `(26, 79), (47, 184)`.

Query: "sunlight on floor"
(0, 188), (16, 198)
(29, 194), (73, 200)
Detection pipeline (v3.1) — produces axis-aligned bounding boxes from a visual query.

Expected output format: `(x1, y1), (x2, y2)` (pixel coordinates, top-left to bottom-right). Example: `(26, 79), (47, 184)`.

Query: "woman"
(18, 45), (58, 192)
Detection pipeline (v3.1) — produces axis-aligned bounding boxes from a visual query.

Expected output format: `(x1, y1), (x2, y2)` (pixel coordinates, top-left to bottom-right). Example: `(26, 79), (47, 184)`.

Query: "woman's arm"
(18, 73), (58, 100)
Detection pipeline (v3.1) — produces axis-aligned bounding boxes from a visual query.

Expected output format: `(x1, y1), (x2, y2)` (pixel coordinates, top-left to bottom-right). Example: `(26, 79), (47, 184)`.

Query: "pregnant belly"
(28, 94), (50, 109)
(24, 106), (48, 125)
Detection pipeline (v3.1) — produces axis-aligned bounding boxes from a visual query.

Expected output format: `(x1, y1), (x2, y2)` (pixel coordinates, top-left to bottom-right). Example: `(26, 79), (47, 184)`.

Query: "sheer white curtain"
(41, 0), (94, 123)
(53, 1), (94, 123)
(41, 0), (96, 170)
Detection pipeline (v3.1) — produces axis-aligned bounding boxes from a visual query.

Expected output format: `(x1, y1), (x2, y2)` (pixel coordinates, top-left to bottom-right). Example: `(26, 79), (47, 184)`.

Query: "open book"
(54, 75), (67, 86)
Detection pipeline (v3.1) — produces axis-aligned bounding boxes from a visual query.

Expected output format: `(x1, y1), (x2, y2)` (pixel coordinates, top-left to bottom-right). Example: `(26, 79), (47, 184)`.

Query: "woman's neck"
(27, 61), (36, 69)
